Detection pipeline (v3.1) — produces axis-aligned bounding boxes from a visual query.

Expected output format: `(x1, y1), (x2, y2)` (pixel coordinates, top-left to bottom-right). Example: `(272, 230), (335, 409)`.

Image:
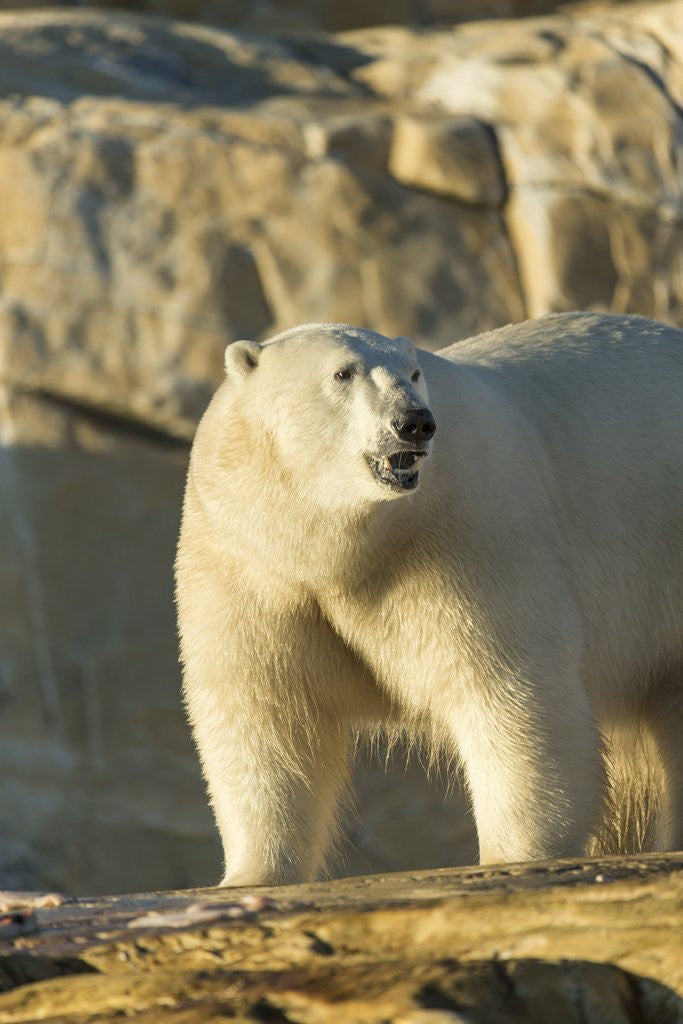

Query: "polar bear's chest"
(322, 570), (476, 714)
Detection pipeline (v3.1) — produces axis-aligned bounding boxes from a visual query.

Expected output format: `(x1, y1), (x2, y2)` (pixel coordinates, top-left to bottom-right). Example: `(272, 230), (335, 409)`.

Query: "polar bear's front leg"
(450, 669), (605, 864)
(191, 696), (351, 886)
(178, 557), (377, 886)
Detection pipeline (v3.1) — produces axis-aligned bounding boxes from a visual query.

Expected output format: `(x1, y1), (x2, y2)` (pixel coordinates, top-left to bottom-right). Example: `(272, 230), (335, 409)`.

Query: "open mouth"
(365, 450), (428, 492)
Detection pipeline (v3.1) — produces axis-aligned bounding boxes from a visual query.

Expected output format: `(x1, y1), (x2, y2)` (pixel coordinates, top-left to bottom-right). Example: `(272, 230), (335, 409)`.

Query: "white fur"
(176, 313), (683, 885)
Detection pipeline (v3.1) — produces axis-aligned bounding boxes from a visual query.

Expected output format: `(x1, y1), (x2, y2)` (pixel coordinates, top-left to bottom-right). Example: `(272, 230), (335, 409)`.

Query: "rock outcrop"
(2, 1), (683, 894)
(0, 0), (647, 33)
(2, 4), (682, 436)
(0, 854), (681, 1022)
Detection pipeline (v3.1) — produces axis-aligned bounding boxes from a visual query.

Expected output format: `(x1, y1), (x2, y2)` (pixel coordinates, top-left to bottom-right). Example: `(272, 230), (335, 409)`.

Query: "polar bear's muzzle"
(365, 450), (429, 491)
(365, 406), (436, 493)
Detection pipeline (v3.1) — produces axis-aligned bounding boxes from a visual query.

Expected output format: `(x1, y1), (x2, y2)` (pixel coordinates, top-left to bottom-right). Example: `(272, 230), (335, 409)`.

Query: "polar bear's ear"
(394, 335), (416, 355)
(225, 340), (261, 377)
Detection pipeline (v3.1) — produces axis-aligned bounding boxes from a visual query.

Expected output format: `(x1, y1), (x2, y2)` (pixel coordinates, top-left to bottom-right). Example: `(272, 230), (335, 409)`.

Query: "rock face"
(0, 0), (646, 33)
(2, 4), (682, 437)
(0, 855), (681, 1023)
(2, 1), (683, 895)
(0, 389), (216, 894)
(0, 9), (528, 438)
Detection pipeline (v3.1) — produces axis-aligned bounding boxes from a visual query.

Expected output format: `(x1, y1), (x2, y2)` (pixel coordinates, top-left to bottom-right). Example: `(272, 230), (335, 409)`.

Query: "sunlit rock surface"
(0, 855), (681, 1023)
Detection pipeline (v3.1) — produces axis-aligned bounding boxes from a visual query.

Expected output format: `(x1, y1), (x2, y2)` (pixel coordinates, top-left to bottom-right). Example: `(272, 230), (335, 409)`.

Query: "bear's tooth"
(383, 457), (392, 472)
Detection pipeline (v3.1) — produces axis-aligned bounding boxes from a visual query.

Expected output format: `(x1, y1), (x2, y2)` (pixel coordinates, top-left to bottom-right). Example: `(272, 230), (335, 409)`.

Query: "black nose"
(392, 408), (436, 443)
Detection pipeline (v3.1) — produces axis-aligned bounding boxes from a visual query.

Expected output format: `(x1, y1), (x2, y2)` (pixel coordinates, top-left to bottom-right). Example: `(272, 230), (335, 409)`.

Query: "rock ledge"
(0, 853), (681, 1022)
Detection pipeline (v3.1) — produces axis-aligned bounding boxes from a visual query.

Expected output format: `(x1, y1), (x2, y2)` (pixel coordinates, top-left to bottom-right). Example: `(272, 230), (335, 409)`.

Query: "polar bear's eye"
(334, 367), (354, 381)
(411, 369), (421, 382)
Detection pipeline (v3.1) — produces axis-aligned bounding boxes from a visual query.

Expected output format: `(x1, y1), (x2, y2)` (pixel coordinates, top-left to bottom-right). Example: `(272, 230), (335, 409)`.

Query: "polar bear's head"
(223, 324), (435, 509)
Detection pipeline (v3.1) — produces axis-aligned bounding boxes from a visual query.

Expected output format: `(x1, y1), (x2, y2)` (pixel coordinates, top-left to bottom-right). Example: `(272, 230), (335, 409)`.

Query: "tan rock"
(0, 386), (219, 894)
(303, 112), (392, 172)
(0, 0), (647, 33)
(0, 10), (527, 439)
(0, 855), (680, 1023)
(507, 188), (683, 319)
(390, 115), (506, 204)
(349, 2), (683, 323)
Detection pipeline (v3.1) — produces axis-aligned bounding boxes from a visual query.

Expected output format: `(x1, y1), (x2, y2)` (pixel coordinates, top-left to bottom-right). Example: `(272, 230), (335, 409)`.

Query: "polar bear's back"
(437, 311), (683, 465)
(438, 310), (683, 378)
(435, 312), (683, 460)
(433, 311), (683, 704)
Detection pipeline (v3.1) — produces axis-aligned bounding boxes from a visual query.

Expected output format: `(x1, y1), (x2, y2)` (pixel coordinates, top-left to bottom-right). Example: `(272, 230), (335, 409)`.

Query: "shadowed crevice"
(0, 952), (98, 994)
(8, 383), (192, 449)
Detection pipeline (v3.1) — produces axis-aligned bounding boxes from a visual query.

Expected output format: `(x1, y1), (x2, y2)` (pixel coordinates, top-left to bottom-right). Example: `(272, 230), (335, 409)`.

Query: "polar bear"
(176, 312), (683, 886)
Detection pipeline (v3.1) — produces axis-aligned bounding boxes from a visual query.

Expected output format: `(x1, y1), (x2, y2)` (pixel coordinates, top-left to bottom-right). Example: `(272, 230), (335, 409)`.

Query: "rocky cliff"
(2, 0), (683, 895)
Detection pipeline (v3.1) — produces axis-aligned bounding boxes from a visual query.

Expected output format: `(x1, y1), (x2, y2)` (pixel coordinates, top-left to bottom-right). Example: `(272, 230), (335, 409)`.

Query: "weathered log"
(0, 853), (681, 1022)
